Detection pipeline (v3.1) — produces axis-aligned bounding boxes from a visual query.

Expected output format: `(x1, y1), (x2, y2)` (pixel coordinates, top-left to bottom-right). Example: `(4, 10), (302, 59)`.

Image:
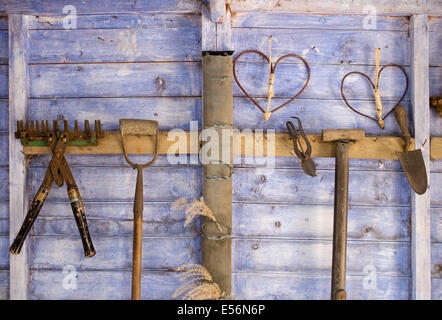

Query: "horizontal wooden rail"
(21, 131), (442, 160)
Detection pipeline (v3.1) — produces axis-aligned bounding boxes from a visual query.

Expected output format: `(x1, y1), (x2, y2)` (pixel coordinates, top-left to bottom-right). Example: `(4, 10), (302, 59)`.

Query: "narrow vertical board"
(410, 14), (431, 300)
(8, 14), (30, 300)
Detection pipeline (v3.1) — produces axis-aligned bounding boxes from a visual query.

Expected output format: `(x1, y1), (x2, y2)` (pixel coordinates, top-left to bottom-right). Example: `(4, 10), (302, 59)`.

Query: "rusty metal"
(394, 105), (428, 195)
(286, 116), (317, 177)
(119, 119), (160, 300)
(340, 64), (408, 128)
(430, 95), (442, 118)
(15, 119), (104, 146)
(233, 50), (310, 120)
(10, 120), (98, 258)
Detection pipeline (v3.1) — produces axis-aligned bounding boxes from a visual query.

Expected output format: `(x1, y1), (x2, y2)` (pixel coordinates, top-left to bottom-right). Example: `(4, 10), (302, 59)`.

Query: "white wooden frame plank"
(230, 0), (442, 15)
(202, 0), (231, 51)
(410, 14), (431, 300)
(8, 14), (30, 300)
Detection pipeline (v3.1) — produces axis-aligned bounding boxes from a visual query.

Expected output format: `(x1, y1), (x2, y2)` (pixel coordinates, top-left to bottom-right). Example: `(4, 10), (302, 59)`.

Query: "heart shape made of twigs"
(233, 50), (311, 117)
(340, 64), (408, 125)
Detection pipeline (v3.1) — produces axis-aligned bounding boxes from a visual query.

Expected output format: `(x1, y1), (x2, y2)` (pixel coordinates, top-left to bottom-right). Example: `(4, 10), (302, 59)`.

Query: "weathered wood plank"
(232, 28), (409, 65)
(0, 219), (8, 235)
(233, 168), (410, 206)
(0, 31), (7, 64)
(432, 278), (442, 300)
(28, 13), (201, 30)
(234, 98), (411, 135)
(31, 202), (199, 237)
(430, 208), (442, 243)
(411, 14), (431, 300)
(430, 172), (442, 207)
(0, 236), (9, 269)
(431, 138), (442, 160)
(0, 16), (7, 29)
(229, 0), (442, 15)
(232, 12), (410, 31)
(0, 66), (7, 98)
(0, 135), (8, 165)
(29, 270), (183, 300)
(28, 166), (201, 201)
(29, 27), (201, 63)
(22, 131), (418, 160)
(431, 243), (441, 278)
(8, 14), (30, 300)
(0, 101), (8, 131)
(0, 270), (9, 300)
(30, 62), (201, 98)
(1, 0), (201, 14)
(233, 203), (410, 241)
(232, 273), (409, 300)
(0, 203), (8, 220)
(429, 31), (442, 66)
(29, 97), (201, 131)
(233, 239), (409, 276)
(233, 63), (410, 101)
(430, 67), (442, 97)
(29, 236), (200, 270)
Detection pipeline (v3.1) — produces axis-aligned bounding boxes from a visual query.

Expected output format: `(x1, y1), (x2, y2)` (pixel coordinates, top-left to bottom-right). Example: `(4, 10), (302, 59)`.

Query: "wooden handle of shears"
(9, 170), (53, 255)
(63, 159), (96, 258)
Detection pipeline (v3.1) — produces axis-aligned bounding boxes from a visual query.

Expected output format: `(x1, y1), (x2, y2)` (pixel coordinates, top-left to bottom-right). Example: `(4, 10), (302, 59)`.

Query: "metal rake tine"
(95, 120), (102, 137)
(30, 120), (35, 133)
(53, 120), (59, 132)
(25, 120), (30, 132)
(84, 120), (90, 136)
(63, 120), (70, 133)
(35, 120), (40, 133)
(74, 120), (79, 136)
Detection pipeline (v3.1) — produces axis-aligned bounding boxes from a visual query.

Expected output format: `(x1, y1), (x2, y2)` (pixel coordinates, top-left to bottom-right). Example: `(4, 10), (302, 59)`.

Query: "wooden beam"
(410, 14), (431, 300)
(20, 131), (430, 160)
(8, 14), (30, 300)
(229, 0), (442, 15)
(431, 137), (442, 160)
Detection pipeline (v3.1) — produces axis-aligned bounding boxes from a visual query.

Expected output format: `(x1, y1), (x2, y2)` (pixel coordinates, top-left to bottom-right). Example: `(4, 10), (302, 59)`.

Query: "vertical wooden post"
(8, 14), (30, 300)
(410, 14), (431, 300)
(201, 0), (233, 298)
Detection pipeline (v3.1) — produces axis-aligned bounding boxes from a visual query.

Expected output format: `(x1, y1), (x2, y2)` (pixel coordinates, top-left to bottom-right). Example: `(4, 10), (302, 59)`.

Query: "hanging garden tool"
(394, 105), (428, 195)
(340, 48), (408, 129)
(233, 36), (311, 121)
(286, 116), (317, 177)
(119, 119), (159, 300)
(10, 120), (103, 257)
(322, 129), (365, 300)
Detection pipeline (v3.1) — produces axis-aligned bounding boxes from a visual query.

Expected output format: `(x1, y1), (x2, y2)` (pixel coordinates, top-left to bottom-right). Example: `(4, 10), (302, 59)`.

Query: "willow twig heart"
(340, 63), (408, 129)
(233, 50), (311, 121)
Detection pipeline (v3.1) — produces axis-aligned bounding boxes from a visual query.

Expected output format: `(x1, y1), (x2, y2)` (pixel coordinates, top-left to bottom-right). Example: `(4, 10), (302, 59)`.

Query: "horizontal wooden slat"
(30, 62), (201, 98)
(431, 208), (442, 242)
(0, 219), (7, 236)
(430, 66), (442, 97)
(233, 203), (409, 241)
(32, 202), (199, 237)
(0, 169), (8, 201)
(0, 16), (7, 30)
(0, 236), (10, 269)
(29, 27), (201, 63)
(230, 0), (442, 15)
(29, 166), (200, 201)
(28, 13), (201, 30)
(432, 278), (442, 300)
(30, 236), (200, 270)
(233, 98), (410, 136)
(232, 28), (409, 65)
(22, 131), (421, 160)
(233, 167), (410, 206)
(0, 66), (7, 98)
(232, 273), (409, 300)
(0, 270), (8, 300)
(0, 31), (7, 64)
(29, 270), (183, 300)
(432, 243), (441, 278)
(29, 97), (201, 131)
(430, 31), (442, 66)
(431, 137), (442, 160)
(431, 172), (442, 207)
(233, 239), (409, 276)
(0, 203), (8, 220)
(231, 13), (410, 31)
(0, 135), (8, 165)
(1, 0), (201, 14)
(0, 100), (8, 131)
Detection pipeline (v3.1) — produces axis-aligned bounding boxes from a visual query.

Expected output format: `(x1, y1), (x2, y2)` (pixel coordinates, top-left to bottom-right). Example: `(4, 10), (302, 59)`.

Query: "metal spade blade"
(396, 149), (428, 195)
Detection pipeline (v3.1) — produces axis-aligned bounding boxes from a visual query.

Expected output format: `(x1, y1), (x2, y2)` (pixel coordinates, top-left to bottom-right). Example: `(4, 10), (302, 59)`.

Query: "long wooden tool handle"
(394, 105), (411, 151)
(68, 186), (96, 258)
(9, 185), (50, 255)
(331, 141), (350, 300)
(131, 167), (144, 300)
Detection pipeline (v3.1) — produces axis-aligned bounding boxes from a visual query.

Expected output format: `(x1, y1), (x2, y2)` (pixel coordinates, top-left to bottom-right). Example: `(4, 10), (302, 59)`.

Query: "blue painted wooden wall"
(429, 16), (442, 300)
(0, 15), (9, 300)
(0, 2), (441, 300)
